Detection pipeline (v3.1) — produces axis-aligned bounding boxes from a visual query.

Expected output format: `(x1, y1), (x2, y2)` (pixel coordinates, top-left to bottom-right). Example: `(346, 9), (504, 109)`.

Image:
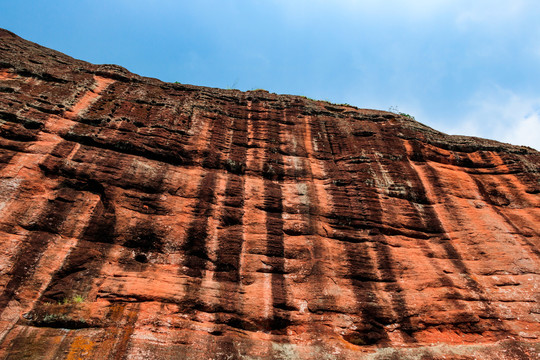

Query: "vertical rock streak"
(0, 77), (114, 312)
(317, 116), (404, 345)
(405, 148), (511, 336)
(178, 112), (231, 316)
(247, 101), (290, 334)
(264, 107), (289, 333)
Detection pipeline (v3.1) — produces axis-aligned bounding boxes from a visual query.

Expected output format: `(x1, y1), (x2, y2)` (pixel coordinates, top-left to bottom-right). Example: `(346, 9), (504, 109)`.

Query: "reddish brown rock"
(0, 28), (539, 359)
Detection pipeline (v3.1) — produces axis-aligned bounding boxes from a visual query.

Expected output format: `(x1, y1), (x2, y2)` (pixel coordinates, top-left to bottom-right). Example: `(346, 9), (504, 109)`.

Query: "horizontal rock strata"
(0, 28), (539, 359)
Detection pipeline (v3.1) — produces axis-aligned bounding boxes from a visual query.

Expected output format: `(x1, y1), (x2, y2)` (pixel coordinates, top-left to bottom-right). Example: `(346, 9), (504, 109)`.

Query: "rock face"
(0, 28), (539, 359)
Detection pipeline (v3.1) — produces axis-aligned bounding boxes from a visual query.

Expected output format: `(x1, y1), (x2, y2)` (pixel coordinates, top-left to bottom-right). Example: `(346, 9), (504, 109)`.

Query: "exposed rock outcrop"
(0, 29), (539, 359)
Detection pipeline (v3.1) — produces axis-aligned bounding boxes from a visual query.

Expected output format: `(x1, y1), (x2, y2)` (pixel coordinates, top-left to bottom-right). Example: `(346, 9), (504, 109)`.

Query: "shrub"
(60, 294), (85, 305)
(389, 106), (415, 120)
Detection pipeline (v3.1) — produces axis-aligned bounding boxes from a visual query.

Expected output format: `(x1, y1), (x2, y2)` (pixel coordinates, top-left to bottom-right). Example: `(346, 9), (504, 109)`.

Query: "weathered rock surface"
(0, 28), (539, 359)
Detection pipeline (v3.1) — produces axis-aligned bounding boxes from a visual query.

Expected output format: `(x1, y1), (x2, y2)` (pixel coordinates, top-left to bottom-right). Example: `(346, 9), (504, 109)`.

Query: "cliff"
(0, 29), (539, 359)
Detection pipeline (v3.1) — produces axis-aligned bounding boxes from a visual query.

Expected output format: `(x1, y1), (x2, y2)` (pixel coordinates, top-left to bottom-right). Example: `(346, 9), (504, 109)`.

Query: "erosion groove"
(0, 28), (539, 359)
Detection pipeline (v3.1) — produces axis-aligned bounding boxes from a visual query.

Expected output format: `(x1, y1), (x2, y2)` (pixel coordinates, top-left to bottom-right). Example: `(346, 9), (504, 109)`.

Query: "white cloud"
(271, 0), (536, 22)
(455, 0), (528, 29)
(264, 0), (540, 152)
(505, 113), (540, 150)
(271, 0), (455, 22)
(445, 86), (540, 150)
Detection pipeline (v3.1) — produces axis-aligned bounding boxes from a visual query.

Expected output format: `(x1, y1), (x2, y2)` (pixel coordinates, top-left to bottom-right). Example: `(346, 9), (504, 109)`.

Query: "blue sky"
(2, 0), (539, 149)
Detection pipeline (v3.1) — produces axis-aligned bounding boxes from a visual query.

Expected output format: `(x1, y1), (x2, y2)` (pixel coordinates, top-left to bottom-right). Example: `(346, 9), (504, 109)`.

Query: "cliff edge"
(0, 29), (539, 359)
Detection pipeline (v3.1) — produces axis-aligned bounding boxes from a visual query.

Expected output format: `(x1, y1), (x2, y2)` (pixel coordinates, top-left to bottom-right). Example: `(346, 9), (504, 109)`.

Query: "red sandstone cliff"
(0, 29), (539, 359)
